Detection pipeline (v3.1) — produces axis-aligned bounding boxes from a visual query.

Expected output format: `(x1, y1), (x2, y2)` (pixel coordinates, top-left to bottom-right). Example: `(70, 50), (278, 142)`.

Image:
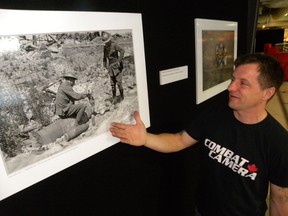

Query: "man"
(102, 31), (125, 103)
(55, 72), (89, 126)
(110, 53), (288, 216)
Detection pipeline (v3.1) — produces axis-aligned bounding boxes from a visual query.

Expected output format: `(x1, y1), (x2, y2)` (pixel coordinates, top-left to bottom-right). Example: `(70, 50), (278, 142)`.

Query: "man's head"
(234, 53), (284, 91)
(101, 32), (112, 43)
(62, 72), (77, 86)
(228, 53), (284, 113)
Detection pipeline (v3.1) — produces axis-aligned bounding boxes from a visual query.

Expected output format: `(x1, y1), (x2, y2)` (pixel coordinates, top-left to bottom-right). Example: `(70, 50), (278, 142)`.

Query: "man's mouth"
(229, 93), (239, 100)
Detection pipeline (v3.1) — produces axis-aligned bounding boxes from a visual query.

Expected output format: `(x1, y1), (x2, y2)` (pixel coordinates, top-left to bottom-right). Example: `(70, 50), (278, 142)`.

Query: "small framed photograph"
(195, 18), (237, 104)
(0, 9), (149, 200)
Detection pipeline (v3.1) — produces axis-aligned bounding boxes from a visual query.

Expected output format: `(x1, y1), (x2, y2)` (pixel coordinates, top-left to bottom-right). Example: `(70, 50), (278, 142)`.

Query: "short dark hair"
(234, 53), (284, 91)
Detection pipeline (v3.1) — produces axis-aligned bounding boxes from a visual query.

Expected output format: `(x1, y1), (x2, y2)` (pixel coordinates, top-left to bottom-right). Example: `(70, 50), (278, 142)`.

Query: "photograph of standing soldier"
(102, 31), (125, 103)
(55, 72), (89, 127)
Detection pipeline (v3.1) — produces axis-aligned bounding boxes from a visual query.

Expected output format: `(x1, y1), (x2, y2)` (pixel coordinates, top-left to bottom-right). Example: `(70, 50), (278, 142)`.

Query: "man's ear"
(263, 87), (276, 101)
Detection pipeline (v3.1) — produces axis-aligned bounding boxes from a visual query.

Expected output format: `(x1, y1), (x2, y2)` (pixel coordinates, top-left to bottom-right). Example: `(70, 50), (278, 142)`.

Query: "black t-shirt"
(185, 104), (288, 216)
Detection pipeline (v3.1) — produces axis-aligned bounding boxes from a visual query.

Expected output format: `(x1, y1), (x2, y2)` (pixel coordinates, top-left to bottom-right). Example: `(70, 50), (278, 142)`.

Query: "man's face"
(227, 63), (268, 112)
(66, 77), (76, 86)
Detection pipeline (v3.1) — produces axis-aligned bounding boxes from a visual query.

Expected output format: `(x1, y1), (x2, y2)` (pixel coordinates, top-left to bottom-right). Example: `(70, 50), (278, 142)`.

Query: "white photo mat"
(0, 9), (150, 200)
(195, 18), (237, 104)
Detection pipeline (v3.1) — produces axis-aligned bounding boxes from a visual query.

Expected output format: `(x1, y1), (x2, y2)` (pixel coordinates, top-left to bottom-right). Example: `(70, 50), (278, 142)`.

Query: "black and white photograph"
(0, 9), (149, 201)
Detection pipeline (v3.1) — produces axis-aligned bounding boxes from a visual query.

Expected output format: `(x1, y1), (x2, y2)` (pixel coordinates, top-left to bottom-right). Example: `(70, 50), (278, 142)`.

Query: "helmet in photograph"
(62, 72), (77, 80)
(102, 32), (112, 43)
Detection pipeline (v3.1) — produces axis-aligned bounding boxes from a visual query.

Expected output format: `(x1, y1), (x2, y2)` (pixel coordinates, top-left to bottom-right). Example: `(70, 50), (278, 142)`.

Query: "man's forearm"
(270, 184), (288, 216)
(144, 132), (193, 153)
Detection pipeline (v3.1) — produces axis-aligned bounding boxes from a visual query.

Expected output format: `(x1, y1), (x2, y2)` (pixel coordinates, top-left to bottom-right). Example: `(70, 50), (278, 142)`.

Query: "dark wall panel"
(0, 0), (258, 215)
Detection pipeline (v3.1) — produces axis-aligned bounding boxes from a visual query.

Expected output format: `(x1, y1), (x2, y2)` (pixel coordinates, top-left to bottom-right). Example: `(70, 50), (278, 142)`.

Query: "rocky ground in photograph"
(0, 33), (138, 173)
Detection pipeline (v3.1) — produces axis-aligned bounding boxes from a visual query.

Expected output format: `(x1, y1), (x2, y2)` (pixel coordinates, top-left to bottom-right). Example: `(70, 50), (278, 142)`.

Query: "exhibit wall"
(0, 0), (258, 215)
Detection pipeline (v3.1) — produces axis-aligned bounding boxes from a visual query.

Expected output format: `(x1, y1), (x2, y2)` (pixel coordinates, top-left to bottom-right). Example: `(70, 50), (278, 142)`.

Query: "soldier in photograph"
(55, 72), (89, 126)
(102, 31), (125, 103)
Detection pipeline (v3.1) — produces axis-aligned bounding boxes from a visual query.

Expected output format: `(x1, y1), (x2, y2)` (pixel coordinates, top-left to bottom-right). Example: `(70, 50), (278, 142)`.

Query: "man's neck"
(233, 109), (268, 124)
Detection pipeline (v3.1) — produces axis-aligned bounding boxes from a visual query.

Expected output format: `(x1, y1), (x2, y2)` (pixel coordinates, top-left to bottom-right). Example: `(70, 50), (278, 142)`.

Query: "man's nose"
(227, 80), (236, 91)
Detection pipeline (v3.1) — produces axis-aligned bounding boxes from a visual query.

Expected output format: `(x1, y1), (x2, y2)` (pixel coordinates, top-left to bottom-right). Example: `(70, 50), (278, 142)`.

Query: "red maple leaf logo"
(248, 164), (258, 173)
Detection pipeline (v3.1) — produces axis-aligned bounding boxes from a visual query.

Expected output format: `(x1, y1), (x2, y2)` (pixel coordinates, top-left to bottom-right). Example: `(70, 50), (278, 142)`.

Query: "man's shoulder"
(111, 40), (124, 49)
(266, 113), (288, 136)
(58, 82), (72, 91)
(108, 40), (117, 46)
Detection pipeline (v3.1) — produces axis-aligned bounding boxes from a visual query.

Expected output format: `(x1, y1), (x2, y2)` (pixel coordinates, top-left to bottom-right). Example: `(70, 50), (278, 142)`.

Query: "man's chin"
(228, 100), (237, 109)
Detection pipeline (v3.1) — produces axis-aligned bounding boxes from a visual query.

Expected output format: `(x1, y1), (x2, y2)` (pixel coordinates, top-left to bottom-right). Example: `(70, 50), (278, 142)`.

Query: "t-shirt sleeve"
(185, 104), (221, 142)
(185, 113), (206, 141)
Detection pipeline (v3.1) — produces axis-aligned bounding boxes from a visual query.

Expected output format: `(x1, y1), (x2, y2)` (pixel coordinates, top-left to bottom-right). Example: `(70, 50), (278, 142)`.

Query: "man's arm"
(145, 130), (197, 153)
(110, 111), (197, 153)
(115, 43), (125, 62)
(270, 183), (288, 216)
(63, 84), (87, 101)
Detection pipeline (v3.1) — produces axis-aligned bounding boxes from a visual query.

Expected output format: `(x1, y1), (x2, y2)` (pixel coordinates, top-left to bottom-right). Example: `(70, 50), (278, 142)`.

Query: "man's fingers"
(110, 111), (146, 146)
(133, 111), (141, 124)
(119, 138), (130, 144)
(110, 127), (126, 137)
(111, 122), (128, 130)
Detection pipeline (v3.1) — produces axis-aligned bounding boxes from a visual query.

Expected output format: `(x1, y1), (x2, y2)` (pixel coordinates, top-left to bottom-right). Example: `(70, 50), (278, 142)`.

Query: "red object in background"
(266, 47), (279, 56)
(264, 43), (272, 54)
(276, 52), (288, 81)
(264, 44), (288, 81)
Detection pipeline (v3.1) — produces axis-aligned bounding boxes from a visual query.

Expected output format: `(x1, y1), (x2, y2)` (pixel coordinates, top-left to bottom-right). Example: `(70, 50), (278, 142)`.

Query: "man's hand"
(119, 61), (124, 71)
(110, 111), (147, 146)
(86, 93), (92, 99)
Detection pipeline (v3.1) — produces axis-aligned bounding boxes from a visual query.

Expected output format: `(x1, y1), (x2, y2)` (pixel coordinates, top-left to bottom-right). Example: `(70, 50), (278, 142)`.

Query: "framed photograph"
(195, 18), (237, 104)
(0, 9), (149, 200)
